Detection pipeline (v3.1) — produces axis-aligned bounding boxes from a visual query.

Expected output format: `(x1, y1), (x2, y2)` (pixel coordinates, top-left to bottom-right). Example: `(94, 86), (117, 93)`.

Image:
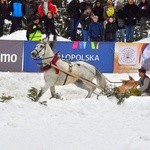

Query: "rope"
(105, 76), (122, 84)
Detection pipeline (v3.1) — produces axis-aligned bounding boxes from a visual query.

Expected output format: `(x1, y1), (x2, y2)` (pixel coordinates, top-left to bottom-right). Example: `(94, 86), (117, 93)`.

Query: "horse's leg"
(85, 87), (96, 98)
(50, 86), (56, 98)
(49, 86), (61, 99)
(35, 83), (50, 101)
(74, 80), (96, 98)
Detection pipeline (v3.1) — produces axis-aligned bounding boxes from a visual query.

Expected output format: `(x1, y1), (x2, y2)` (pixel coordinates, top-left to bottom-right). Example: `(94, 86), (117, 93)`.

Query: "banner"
(53, 41), (115, 73)
(23, 41), (42, 72)
(114, 42), (149, 73)
(0, 40), (23, 72)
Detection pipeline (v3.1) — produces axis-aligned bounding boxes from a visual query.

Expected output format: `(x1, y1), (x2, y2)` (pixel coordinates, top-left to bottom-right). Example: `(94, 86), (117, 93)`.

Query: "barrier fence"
(0, 40), (149, 73)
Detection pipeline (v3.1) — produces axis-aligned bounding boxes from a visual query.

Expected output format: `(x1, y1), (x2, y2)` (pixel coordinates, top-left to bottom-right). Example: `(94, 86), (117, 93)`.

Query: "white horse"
(31, 39), (106, 101)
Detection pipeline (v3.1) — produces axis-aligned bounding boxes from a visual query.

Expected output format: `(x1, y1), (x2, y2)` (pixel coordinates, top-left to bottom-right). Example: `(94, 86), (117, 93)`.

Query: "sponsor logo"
(61, 54), (100, 61)
(118, 47), (137, 65)
(0, 53), (17, 63)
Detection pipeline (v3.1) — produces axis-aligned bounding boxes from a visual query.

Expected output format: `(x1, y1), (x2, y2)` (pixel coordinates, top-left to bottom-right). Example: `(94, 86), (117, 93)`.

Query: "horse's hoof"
(50, 93), (61, 99)
(34, 97), (39, 102)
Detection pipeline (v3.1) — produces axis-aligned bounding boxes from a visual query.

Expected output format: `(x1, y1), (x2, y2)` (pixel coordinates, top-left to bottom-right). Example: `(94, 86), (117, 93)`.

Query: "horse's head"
(31, 38), (55, 59)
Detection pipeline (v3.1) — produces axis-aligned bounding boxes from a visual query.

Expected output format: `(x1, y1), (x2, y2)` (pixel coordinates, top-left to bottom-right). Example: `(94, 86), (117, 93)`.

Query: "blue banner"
(53, 41), (115, 73)
(23, 41), (114, 73)
(23, 41), (42, 72)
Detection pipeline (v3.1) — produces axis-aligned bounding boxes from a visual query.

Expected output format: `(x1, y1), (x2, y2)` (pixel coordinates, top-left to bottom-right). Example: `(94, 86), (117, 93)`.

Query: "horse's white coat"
(31, 40), (106, 100)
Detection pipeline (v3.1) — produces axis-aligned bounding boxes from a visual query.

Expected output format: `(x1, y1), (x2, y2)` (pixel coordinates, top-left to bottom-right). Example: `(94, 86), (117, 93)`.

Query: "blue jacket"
(88, 22), (103, 39)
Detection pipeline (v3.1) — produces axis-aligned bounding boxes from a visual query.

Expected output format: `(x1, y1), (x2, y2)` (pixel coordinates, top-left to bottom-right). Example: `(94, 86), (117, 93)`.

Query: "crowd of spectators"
(0, 0), (58, 41)
(0, 0), (150, 42)
(67, 0), (150, 42)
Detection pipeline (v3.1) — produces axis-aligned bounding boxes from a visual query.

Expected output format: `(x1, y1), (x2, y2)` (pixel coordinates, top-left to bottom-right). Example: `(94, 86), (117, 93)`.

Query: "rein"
(105, 78), (122, 84)
(35, 56), (54, 61)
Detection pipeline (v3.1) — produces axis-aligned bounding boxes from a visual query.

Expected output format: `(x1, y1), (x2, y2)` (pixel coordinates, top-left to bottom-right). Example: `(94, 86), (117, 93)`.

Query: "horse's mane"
(41, 38), (55, 50)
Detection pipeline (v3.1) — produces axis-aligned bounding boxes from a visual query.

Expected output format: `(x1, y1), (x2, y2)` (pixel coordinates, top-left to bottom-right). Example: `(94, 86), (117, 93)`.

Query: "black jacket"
(115, 8), (125, 29)
(105, 22), (117, 41)
(44, 17), (57, 35)
(67, 0), (81, 19)
(124, 3), (139, 25)
(0, 1), (11, 19)
(138, 1), (149, 18)
(79, 12), (92, 30)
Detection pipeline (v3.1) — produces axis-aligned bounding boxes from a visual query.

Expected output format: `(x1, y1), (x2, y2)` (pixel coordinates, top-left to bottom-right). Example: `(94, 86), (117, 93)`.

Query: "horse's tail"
(95, 69), (106, 89)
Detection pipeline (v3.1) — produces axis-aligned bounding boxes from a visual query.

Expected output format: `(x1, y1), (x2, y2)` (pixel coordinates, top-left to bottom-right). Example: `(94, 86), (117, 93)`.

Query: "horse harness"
(40, 52), (73, 85)
(62, 62), (73, 85)
(34, 43), (79, 85)
(40, 52), (60, 74)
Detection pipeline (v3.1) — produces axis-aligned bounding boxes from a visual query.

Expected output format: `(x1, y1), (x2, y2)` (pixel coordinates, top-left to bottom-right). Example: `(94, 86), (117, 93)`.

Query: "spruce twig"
(0, 93), (14, 102)
(27, 87), (38, 102)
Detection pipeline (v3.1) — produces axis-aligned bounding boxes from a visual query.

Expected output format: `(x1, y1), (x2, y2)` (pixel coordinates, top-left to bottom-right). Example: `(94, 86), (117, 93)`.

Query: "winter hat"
(86, 5), (92, 10)
(31, 15), (39, 22)
(138, 68), (146, 73)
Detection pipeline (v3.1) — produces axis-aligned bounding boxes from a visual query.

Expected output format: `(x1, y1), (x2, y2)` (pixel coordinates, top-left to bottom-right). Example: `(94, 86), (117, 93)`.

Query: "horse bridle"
(33, 43), (46, 57)
(33, 43), (55, 60)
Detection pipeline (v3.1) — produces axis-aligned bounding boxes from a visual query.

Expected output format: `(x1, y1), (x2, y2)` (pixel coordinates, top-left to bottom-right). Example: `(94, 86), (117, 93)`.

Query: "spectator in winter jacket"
(138, 0), (149, 39)
(44, 11), (57, 41)
(79, 6), (93, 41)
(38, 0), (57, 38)
(124, 0), (139, 42)
(115, 1), (125, 42)
(0, 0), (11, 37)
(105, 16), (117, 42)
(26, 15), (43, 41)
(88, 15), (103, 41)
(103, 0), (115, 39)
(138, 68), (150, 96)
(24, 0), (38, 25)
(103, 0), (115, 20)
(38, 0), (57, 20)
(92, 1), (104, 23)
(67, 0), (81, 41)
(10, 0), (25, 33)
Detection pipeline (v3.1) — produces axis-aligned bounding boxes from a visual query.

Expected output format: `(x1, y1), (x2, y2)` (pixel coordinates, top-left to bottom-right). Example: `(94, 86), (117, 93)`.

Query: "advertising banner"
(114, 42), (149, 73)
(0, 40), (23, 72)
(53, 41), (115, 73)
(23, 41), (42, 72)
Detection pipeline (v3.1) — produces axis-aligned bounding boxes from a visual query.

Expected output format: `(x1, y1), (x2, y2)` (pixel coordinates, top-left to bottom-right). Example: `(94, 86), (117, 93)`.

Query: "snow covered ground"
(0, 30), (70, 41)
(0, 31), (150, 150)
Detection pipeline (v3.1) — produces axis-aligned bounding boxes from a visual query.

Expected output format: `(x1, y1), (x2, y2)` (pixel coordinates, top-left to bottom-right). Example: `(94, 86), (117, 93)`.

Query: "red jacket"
(38, 1), (57, 17)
